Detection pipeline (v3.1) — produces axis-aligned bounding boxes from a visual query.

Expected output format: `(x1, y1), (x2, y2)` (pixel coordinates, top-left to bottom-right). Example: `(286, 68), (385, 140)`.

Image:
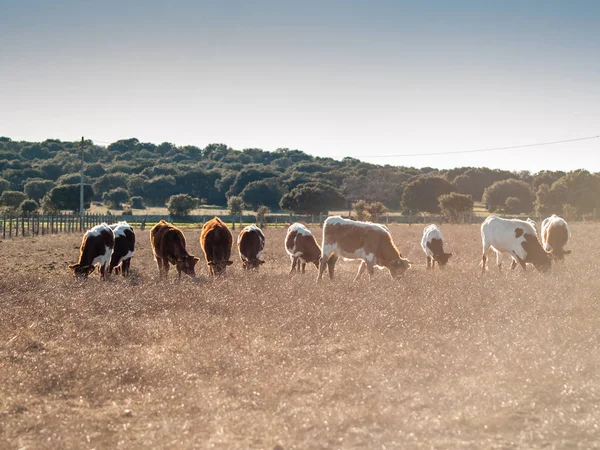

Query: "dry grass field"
(1, 223), (599, 449)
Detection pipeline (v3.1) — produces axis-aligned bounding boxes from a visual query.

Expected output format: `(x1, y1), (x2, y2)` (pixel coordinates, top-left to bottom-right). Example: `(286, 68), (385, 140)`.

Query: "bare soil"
(1, 223), (599, 449)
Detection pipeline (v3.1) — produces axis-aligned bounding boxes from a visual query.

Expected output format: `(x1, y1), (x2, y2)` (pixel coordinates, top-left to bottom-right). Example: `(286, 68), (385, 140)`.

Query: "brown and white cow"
(200, 217), (233, 276)
(150, 219), (199, 279)
(421, 224), (452, 269)
(481, 215), (552, 273)
(541, 214), (572, 261)
(237, 225), (265, 269)
(69, 223), (115, 280)
(317, 216), (411, 281)
(285, 222), (321, 274)
(108, 221), (135, 276)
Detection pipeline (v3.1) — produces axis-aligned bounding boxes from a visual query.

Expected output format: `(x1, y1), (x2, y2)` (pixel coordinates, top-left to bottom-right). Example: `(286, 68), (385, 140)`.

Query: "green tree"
(280, 182), (346, 215)
(167, 194), (197, 217)
(482, 179), (534, 213)
(227, 167), (278, 197)
(57, 173), (82, 185)
(454, 168), (515, 201)
(46, 184), (94, 212)
(438, 192), (474, 223)
(24, 179), (55, 201)
(0, 190), (27, 208)
(92, 173), (128, 199)
(240, 180), (284, 210)
(256, 205), (270, 224)
(20, 199), (39, 213)
(504, 197), (522, 214)
(401, 176), (454, 214)
(102, 187), (130, 209)
(544, 170), (600, 218)
(352, 200), (370, 221)
(129, 196), (145, 209)
(0, 178), (10, 196)
(144, 175), (178, 206)
(228, 196), (244, 216)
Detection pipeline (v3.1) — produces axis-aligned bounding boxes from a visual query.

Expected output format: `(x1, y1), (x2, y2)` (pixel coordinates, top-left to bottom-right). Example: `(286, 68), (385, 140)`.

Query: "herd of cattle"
(68, 214), (572, 281)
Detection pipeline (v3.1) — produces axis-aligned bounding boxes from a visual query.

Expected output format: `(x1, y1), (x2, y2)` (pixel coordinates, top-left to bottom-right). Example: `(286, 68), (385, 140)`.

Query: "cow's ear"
(193, 257), (200, 265)
(226, 260), (234, 266)
(258, 260), (265, 265)
(446, 253), (453, 258)
(564, 250), (572, 255)
(68, 263), (78, 270)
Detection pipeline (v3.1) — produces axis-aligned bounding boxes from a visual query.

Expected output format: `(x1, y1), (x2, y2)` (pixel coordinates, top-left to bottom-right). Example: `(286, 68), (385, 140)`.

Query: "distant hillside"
(0, 137), (595, 219)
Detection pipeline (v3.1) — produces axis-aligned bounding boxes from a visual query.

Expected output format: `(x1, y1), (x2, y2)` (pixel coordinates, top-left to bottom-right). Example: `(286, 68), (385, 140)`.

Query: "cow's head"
(552, 248), (572, 261)
(242, 259), (265, 270)
(176, 255), (200, 277)
(434, 252), (453, 267)
(68, 263), (95, 278)
(389, 257), (412, 278)
(522, 233), (552, 272)
(208, 259), (234, 276)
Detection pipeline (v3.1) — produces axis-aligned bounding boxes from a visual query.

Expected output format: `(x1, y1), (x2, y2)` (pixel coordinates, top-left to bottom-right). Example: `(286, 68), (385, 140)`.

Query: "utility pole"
(79, 137), (85, 217)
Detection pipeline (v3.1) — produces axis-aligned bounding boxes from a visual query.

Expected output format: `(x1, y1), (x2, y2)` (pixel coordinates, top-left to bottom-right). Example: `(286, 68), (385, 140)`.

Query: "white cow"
(421, 224), (452, 269)
(480, 216), (551, 273)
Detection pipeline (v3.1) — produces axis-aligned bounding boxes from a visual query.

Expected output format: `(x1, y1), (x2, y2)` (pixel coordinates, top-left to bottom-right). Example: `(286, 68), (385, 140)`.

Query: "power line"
(359, 134), (600, 158)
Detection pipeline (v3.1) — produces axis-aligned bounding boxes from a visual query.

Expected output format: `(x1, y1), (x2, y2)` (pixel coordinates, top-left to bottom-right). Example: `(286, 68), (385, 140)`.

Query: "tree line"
(0, 136), (598, 221)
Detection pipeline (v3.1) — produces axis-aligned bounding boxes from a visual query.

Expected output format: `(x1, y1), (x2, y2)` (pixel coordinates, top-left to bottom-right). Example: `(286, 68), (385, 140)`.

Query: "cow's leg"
(432, 258), (436, 270)
(289, 256), (296, 274)
(121, 259), (131, 276)
(317, 254), (329, 281)
(496, 252), (503, 272)
(301, 262), (306, 273)
(162, 260), (170, 279)
(426, 256), (432, 269)
(100, 264), (107, 280)
(481, 241), (490, 274)
(510, 258), (517, 270)
(354, 261), (367, 281)
(156, 257), (164, 279)
(327, 255), (338, 279)
(366, 260), (376, 280)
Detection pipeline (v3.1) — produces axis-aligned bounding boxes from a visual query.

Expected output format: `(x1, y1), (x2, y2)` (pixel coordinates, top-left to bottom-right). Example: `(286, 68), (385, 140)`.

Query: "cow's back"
(201, 217), (233, 263)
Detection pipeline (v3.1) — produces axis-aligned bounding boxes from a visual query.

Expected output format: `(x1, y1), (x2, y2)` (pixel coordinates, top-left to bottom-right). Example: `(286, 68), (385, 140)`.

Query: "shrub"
(167, 194), (197, 217)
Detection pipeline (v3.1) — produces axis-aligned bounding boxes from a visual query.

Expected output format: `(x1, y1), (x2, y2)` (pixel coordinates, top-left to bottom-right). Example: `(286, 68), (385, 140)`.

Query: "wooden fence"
(0, 211), (493, 240)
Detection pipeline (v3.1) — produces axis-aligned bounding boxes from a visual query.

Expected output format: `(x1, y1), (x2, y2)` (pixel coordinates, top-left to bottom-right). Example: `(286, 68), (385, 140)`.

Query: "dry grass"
(1, 223), (599, 449)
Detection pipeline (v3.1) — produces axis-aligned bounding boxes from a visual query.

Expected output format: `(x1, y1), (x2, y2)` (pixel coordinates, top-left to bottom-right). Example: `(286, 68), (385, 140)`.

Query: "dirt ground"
(1, 222), (599, 449)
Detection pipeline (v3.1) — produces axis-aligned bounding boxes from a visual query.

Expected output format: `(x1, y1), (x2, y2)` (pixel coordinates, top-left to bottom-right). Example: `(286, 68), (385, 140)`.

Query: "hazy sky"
(1, 0), (599, 172)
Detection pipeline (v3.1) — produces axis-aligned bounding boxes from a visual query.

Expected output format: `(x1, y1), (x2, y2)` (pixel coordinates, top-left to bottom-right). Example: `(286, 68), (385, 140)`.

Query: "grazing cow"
(285, 222), (321, 274)
(481, 215), (552, 273)
(237, 225), (265, 269)
(317, 216), (411, 281)
(69, 223), (115, 279)
(200, 217), (233, 276)
(541, 214), (572, 261)
(108, 221), (135, 276)
(421, 224), (452, 269)
(150, 220), (199, 279)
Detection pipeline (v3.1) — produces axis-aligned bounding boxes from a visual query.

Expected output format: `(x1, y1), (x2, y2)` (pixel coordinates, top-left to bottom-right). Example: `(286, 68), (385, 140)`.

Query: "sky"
(1, 0), (599, 172)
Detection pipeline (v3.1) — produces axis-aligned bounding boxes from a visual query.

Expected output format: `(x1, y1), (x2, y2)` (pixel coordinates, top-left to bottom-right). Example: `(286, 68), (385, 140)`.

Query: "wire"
(359, 135), (600, 158)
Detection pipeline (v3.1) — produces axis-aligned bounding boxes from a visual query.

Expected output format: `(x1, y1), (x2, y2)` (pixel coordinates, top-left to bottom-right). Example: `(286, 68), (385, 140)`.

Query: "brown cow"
(541, 214), (572, 261)
(317, 216), (411, 281)
(285, 222), (321, 274)
(69, 223), (115, 280)
(237, 225), (265, 269)
(200, 217), (233, 276)
(150, 220), (199, 279)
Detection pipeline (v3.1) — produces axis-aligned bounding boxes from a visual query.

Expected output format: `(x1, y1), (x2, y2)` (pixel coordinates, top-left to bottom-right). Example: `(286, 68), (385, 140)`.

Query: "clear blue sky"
(1, 0), (599, 172)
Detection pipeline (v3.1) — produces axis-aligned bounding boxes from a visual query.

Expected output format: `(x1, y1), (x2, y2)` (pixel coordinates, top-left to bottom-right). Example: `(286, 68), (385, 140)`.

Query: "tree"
(482, 179), (534, 213)
(46, 184), (94, 212)
(352, 200), (370, 221)
(228, 196), (244, 216)
(129, 196), (145, 209)
(20, 199), (39, 213)
(540, 170), (600, 218)
(227, 167), (278, 197)
(0, 190), (27, 208)
(438, 193), (474, 223)
(24, 179), (55, 201)
(454, 168), (515, 201)
(92, 173), (128, 199)
(0, 178), (10, 196)
(280, 182), (346, 215)
(240, 180), (284, 210)
(504, 197), (522, 214)
(143, 175), (178, 206)
(256, 205), (270, 224)
(167, 194), (197, 217)
(367, 201), (388, 221)
(102, 187), (130, 209)
(401, 176), (454, 214)
(57, 173), (82, 185)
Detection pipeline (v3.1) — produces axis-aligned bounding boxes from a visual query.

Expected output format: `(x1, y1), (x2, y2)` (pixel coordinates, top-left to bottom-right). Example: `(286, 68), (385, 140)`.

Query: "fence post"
(1, 214), (5, 239)
(9, 214), (13, 238)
